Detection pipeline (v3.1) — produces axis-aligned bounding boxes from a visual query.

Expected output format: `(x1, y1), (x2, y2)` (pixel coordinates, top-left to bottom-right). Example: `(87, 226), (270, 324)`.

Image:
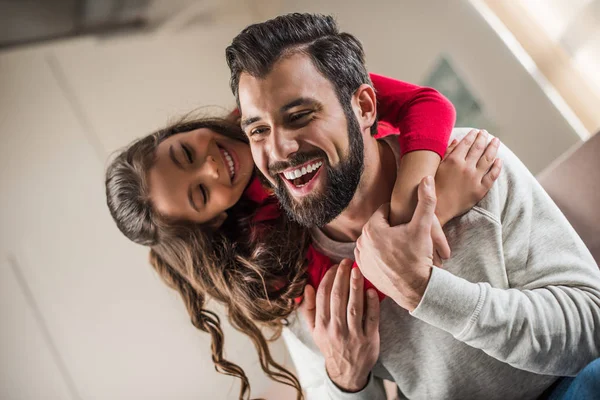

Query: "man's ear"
(352, 84), (377, 132)
(208, 212), (228, 229)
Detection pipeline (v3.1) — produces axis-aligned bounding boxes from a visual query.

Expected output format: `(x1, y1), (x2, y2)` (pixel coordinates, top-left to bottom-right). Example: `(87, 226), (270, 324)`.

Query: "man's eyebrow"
(280, 97), (316, 113)
(169, 145), (183, 170)
(241, 116), (261, 130)
(187, 186), (199, 212)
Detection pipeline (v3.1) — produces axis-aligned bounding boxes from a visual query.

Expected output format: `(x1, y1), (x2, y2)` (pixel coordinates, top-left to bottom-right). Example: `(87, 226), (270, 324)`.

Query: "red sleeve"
(369, 73), (456, 158)
(296, 246), (385, 304)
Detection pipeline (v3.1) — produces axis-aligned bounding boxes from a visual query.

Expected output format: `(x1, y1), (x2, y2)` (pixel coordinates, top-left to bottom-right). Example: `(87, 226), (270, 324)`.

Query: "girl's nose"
(203, 155), (220, 180)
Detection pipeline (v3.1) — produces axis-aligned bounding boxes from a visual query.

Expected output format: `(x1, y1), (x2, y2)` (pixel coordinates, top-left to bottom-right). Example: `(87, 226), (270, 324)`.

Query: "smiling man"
(237, 53), (372, 234)
(226, 13), (600, 400)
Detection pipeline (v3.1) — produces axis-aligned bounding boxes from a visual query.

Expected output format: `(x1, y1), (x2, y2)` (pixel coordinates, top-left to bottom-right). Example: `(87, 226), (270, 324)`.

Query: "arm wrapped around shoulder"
(411, 127), (600, 376)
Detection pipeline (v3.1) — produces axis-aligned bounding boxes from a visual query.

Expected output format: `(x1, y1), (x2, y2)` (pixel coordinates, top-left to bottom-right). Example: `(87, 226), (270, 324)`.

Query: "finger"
(410, 176), (437, 237)
(330, 259), (353, 333)
(354, 245), (361, 266)
(433, 250), (443, 268)
(452, 129), (478, 160)
(364, 289), (380, 337)
(316, 265), (338, 327)
(431, 215), (451, 259)
(374, 202), (391, 223)
(466, 130), (488, 164)
(347, 267), (365, 336)
(362, 203), (390, 243)
(300, 285), (317, 332)
(365, 203), (391, 233)
(444, 139), (459, 159)
(476, 137), (500, 171)
(482, 158), (503, 189)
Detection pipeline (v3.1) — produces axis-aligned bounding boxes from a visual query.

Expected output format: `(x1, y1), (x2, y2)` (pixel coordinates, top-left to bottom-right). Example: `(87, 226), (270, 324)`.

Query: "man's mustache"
(268, 150), (327, 177)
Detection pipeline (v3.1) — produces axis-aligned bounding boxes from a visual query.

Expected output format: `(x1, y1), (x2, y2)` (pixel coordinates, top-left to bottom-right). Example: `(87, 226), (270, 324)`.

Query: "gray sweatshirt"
(281, 128), (600, 400)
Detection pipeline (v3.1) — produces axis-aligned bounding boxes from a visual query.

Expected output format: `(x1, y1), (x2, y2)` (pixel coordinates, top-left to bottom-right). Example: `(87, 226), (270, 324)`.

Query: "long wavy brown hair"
(105, 114), (310, 399)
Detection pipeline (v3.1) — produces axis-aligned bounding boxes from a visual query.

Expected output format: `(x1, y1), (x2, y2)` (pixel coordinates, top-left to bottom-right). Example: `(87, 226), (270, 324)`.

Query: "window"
(480, 0), (600, 136)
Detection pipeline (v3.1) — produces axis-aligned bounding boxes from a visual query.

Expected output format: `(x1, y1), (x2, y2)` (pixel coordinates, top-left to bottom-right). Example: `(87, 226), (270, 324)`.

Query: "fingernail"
(367, 289), (377, 299)
(352, 268), (360, 279)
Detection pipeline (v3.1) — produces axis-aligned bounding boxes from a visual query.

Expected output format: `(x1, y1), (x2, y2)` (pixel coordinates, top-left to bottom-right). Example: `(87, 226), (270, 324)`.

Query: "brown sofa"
(537, 132), (600, 265)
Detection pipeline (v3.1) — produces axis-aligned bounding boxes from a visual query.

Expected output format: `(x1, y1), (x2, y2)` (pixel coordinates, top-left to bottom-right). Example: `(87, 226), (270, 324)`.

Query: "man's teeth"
(222, 148), (235, 178)
(283, 161), (322, 180)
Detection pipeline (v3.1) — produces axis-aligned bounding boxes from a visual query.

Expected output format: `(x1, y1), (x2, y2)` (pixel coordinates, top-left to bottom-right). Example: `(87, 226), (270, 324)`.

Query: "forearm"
(412, 268), (600, 375)
(412, 132), (600, 375)
(389, 150), (441, 226)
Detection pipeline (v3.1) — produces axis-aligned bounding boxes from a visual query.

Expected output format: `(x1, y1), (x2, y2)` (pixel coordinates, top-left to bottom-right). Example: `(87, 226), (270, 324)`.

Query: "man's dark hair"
(226, 12), (377, 135)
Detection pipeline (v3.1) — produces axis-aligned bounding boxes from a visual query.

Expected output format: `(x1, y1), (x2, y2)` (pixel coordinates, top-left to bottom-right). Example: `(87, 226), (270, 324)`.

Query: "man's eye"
(290, 111), (313, 122)
(182, 145), (193, 163)
(250, 127), (268, 136)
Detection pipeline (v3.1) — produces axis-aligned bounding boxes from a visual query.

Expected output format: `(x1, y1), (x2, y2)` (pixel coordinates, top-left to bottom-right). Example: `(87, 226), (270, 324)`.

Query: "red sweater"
(244, 73), (455, 301)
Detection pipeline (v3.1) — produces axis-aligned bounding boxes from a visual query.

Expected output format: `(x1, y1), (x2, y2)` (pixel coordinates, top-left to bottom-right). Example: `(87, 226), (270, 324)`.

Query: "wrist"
(327, 370), (370, 393)
(392, 267), (432, 312)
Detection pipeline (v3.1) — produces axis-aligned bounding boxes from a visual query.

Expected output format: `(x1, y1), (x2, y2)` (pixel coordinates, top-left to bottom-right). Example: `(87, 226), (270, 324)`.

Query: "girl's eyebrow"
(169, 145), (184, 169)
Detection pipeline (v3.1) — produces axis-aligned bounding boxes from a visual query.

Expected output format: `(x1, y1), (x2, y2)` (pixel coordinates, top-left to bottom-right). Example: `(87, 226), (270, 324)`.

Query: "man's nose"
(269, 126), (300, 162)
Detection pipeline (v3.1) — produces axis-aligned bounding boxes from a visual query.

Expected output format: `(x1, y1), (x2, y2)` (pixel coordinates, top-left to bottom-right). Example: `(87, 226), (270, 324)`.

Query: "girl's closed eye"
(182, 143), (193, 163)
(199, 184), (208, 205)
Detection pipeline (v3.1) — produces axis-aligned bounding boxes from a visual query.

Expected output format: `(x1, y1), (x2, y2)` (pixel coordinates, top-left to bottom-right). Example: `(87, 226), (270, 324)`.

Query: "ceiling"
(0, 0), (215, 49)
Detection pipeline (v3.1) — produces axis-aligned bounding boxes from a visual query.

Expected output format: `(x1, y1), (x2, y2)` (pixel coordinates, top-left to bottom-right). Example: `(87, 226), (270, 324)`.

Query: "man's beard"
(268, 110), (364, 228)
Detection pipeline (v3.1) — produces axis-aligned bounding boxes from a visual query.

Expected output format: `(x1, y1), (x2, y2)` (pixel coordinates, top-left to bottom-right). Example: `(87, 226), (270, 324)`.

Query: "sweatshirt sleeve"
(411, 128), (600, 376)
(281, 328), (387, 400)
(369, 73), (456, 158)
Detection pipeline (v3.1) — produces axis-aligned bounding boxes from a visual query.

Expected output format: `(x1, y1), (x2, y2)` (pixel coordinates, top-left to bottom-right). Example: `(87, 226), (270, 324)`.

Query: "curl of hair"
(106, 115), (308, 399)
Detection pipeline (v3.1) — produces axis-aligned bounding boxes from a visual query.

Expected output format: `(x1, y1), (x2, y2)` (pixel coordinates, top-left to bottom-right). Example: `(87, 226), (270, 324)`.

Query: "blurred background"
(1, 0), (599, 399)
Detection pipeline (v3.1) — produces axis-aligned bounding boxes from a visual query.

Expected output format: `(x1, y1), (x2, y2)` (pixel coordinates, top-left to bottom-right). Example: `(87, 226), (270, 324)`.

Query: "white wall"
(273, 0), (583, 174)
(0, 6), (297, 400)
(0, 1), (585, 399)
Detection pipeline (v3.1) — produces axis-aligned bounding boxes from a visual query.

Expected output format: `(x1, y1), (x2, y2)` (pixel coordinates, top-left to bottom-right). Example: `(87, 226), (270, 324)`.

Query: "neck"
(321, 136), (397, 242)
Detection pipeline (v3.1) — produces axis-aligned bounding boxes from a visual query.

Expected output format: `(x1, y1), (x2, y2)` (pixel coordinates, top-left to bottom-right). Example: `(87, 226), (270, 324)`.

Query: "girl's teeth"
(221, 147), (235, 180)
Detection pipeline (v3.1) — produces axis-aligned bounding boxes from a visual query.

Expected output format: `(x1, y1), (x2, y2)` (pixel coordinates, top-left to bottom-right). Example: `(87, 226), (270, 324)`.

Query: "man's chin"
(278, 190), (338, 227)
(273, 159), (360, 227)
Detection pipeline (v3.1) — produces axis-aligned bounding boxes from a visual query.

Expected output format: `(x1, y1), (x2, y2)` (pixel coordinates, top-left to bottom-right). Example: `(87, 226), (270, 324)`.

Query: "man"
(226, 13), (600, 399)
